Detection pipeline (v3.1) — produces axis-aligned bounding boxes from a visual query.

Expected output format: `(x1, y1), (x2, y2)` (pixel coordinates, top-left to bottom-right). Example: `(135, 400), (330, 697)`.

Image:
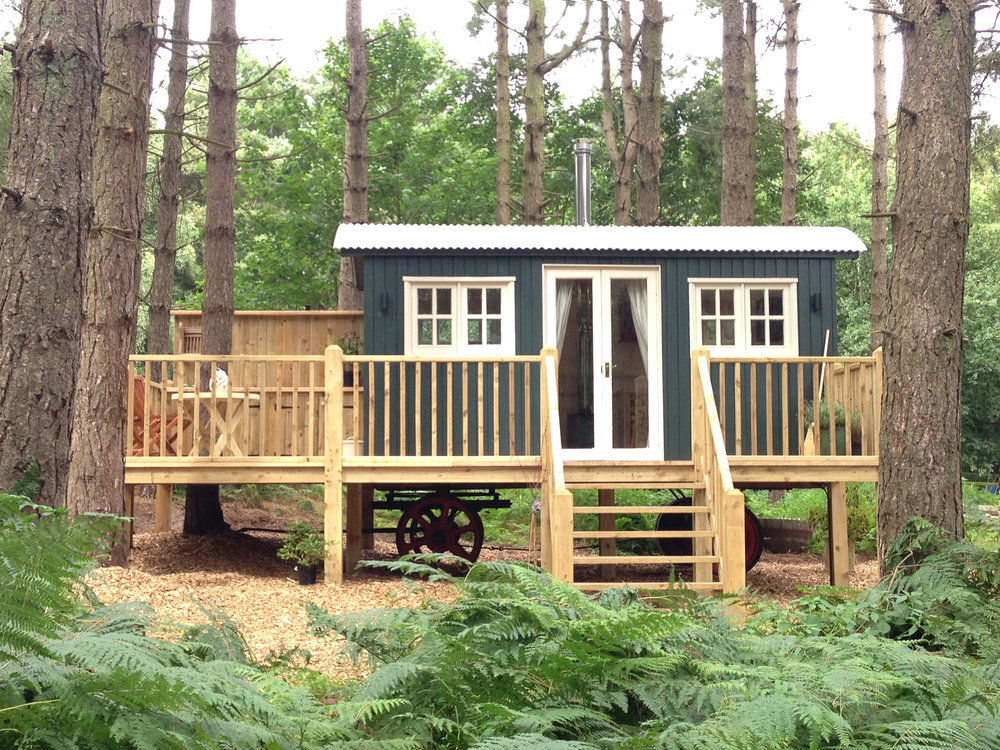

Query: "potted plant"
(336, 332), (363, 386)
(277, 521), (327, 585)
(804, 401), (863, 455)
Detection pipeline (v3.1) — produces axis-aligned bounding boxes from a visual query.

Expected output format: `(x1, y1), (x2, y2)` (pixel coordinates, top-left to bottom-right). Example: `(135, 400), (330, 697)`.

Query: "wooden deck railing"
(707, 350), (883, 458)
(691, 348), (745, 591)
(128, 355), (327, 460)
(342, 353), (543, 458)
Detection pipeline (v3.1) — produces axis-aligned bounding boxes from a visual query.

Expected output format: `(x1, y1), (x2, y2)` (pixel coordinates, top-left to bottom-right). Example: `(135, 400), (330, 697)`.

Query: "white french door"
(543, 266), (663, 460)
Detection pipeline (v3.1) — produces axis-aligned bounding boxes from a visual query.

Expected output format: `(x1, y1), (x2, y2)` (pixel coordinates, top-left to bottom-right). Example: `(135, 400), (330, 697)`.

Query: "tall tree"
(148, 0), (190, 377)
(634, 0), (664, 225)
(495, 0), (512, 224)
(743, 0), (757, 222)
(599, 0), (638, 225)
(878, 0), (975, 562)
(780, 0), (798, 225)
(522, 0), (592, 225)
(66, 0), (160, 563)
(184, 0), (238, 534)
(339, 0), (367, 310)
(869, 3), (889, 351)
(720, 0), (753, 225)
(0, 0), (103, 505)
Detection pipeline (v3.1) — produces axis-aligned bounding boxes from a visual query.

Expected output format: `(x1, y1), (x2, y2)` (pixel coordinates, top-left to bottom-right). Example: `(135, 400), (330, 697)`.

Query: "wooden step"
(573, 554), (720, 566)
(573, 529), (715, 540)
(576, 580), (721, 593)
(573, 504), (711, 515)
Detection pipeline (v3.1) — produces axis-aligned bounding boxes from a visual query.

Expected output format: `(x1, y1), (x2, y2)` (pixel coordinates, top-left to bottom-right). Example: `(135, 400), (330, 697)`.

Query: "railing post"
(539, 347), (572, 583)
(690, 347), (708, 480)
(721, 488), (746, 592)
(324, 345), (344, 585)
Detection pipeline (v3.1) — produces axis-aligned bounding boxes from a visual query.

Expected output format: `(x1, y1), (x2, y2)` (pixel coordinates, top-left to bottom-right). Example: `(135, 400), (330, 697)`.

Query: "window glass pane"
(750, 320), (766, 346)
(437, 288), (451, 315)
(486, 319), (501, 345)
(468, 319), (482, 345)
(750, 289), (765, 315)
(769, 289), (783, 315)
(417, 288), (432, 315)
(467, 289), (482, 315)
(720, 289), (735, 316)
(486, 288), (501, 314)
(419, 320), (433, 345)
(700, 289), (715, 316)
(702, 320), (717, 345)
(437, 319), (452, 345)
(721, 320), (736, 346)
(769, 321), (784, 346)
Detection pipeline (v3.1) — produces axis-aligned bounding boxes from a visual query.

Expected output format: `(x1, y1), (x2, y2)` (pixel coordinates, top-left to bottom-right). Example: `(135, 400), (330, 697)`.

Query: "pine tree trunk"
(869, 5), (889, 352)
(522, 0), (546, 226)
(185, 0), (237, 535)
(780, 0), (799, 226)
(495, 0), (512, 225)
(600, 0), (637, 225)
(720, 0), (752, 226)
(634, 0), (663, 226)
(878, 0), (974, 565)
(0, 0), (103, 506)
(339, 0), (367, 309)
(66, 0), (159, 564)
(148, 0), (190, 378)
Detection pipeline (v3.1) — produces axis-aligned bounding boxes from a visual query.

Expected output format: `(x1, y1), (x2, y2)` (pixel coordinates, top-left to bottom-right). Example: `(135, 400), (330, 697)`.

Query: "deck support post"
(362, 484), (375, 548)
(827, 481), (849, 586)
(598, 489), (617, 579)
(154, 485), (172, 532)
(324, 345), (344, 585)
(721, 489), (746, 592)
(692, 487), (713, 585)
(345, 483), (363, 571)
(125, 485), (135, 548)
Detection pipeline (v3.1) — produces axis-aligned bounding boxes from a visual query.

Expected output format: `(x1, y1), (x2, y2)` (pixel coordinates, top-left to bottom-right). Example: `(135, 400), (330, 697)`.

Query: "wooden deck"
(125, 347), (882, 594)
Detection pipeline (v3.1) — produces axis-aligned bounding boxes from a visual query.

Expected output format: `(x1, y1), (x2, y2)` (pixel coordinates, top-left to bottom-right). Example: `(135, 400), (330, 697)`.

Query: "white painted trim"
(688, 278), (799, 356)
(403, 277), (516, 356)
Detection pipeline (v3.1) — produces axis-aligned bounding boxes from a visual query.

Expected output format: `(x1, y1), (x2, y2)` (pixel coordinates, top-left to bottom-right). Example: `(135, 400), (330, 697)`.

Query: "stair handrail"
(539, 347), (574, 583)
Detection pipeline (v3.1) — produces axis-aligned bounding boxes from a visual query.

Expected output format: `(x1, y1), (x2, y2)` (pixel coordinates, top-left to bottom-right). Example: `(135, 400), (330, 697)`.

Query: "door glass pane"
(437, 320), (452, 345)
(750, 289), (765, 315)
(437, 288), (451, 315)
(611, 279), (648, 449)
(721, 319), (736, 346)
(467, 319), (481, 345)
(556, 279), (594, 449)
(720, 289), (735, 315)
(467, 289), (482, 315)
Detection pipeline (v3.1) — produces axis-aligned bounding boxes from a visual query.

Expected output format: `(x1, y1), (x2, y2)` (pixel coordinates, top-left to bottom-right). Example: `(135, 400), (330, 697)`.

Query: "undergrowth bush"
(310, 549), (1000, 749)
(0, 492), (391, 749)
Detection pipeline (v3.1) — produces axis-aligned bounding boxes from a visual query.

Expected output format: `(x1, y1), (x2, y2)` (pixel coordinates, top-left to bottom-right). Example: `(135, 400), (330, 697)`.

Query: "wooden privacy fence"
(343, 355), (543, 458)
(172, 310), (363, 358)
(707, 350), (883, 458)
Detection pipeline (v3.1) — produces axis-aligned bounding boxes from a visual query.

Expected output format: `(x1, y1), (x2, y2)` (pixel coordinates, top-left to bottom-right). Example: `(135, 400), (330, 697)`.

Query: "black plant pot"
(295, 563), (319, 585)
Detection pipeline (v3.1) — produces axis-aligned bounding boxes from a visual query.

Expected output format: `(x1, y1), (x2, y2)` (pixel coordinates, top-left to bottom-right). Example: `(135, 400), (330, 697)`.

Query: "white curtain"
(555, 280), (574, 362)
(626, 280), (648, 375)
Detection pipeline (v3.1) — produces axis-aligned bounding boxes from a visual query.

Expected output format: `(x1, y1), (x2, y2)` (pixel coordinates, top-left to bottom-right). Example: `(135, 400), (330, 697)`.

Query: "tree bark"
(0, 0), (103, 506)
(148, 0), (190, 378)
(743, 0), (756, 223)
(522, 0), (592, 225)
(600, 0), (638, 225)
(869, 5), (889, 351)
(780, 0), (799, 226)
(720, 0), (752, 226)
(634, 0), (663, 225)
(66, 0), (160, 564)
(878, 0), (974, 566)
(185, 0), (237, 535)
(339, 0), (367, 309)
(495, 0), (512, 225)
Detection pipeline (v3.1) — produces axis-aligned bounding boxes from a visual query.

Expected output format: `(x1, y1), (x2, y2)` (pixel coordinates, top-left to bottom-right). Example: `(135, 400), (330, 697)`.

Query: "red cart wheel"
(395, 493), (484, 562)
(656, 496), (764, 571)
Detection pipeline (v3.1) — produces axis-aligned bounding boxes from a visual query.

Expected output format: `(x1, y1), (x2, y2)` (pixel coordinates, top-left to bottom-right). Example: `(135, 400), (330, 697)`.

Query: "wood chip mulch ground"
(86, 497), (880, 682)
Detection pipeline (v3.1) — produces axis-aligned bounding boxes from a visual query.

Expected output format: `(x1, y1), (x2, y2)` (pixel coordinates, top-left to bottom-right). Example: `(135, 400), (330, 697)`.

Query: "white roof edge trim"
(333, 223), (867, 255)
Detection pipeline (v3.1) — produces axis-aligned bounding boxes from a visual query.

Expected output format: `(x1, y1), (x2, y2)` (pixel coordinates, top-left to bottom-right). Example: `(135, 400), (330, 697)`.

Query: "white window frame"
(688, 278), (799, 356)
(403, 277), (516, 355)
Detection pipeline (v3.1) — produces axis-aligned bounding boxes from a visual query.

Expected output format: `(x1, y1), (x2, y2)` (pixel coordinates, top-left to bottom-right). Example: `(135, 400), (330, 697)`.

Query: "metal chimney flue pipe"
(573, 138), (592, 226)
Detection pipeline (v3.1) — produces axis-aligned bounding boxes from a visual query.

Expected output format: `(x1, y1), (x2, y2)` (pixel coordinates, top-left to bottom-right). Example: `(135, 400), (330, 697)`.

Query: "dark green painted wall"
(361, 253), (843, 460)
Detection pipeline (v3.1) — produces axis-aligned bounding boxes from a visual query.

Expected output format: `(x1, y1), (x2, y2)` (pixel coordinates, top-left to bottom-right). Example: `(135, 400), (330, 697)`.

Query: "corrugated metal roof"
(334, 223), (867, 257)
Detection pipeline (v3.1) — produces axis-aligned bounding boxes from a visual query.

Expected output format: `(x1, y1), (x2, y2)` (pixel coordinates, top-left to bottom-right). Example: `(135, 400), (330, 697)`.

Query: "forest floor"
(86, 489), (880, 683)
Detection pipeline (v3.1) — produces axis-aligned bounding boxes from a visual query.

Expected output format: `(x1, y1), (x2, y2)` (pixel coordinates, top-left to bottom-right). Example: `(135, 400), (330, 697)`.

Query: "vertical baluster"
(383, 361), (391, 455)
(733, 363), (743, 455)
(508, 361), (516, 455)
(749, 362), (758, 455)
(447, 362), (454, 456)
(765, 362), (773, 456)
(431, 361), (438, 457)
(462, 362), (470, 457)
(781, 361), (789, 456)
(477, 362), (485, 457)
